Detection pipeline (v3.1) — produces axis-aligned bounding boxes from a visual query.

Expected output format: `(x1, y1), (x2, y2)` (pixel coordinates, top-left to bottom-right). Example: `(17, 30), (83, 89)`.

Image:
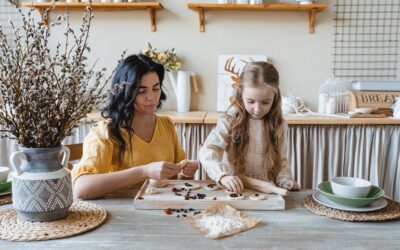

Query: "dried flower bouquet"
(142, 42), (181, 72)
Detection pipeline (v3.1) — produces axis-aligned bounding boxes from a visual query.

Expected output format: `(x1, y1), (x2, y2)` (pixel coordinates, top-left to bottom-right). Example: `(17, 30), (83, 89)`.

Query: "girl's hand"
(144, 161), (180, 180)
(180, 161), (199, 177)
(281, 180), (300, 191)
(220, 175), (244, 194)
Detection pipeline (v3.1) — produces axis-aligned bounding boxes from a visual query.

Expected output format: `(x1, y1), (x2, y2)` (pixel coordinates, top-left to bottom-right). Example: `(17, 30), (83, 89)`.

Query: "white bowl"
(330, 177), (371, 198)
(353, 108), (373, 114)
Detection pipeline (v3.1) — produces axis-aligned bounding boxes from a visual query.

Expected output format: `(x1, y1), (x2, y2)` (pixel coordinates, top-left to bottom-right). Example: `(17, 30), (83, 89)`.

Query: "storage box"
(347, 91), (400, 111)
(352, 80), (400, 91)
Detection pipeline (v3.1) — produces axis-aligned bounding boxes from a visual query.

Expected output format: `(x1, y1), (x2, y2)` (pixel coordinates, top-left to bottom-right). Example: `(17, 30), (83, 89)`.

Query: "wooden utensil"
(239, 175), (288, 196)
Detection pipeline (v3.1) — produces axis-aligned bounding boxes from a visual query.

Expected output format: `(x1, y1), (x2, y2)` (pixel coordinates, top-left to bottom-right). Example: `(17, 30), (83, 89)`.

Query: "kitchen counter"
(0, 189), (398, 249)
(68, 110), (400, 202)
(3, 111), (400, 201)
(85, 111), (400, 125)
(204, 112), (400, 125)
(85, 110), (207, 124)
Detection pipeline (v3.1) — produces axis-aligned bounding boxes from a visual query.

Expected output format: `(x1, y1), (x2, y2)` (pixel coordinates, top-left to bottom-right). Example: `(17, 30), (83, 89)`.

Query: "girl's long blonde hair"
(226, 61), (284, 181)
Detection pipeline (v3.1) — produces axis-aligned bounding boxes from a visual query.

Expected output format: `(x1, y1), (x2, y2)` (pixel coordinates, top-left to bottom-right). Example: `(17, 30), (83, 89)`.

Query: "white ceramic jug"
(168, 71), (193, 112)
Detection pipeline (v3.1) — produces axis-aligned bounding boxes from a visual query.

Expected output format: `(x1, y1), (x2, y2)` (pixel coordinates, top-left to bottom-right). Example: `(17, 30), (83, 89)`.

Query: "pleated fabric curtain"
(174, 124), (215, 180)
(287, 125), (400, 202)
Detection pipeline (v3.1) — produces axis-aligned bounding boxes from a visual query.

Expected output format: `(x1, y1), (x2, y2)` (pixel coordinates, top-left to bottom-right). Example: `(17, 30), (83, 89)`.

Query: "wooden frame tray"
(134, 180), (285, 211)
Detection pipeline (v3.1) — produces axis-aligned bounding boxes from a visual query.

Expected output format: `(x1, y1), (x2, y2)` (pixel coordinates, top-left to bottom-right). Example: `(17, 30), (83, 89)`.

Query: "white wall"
(45, 0), (334, 111)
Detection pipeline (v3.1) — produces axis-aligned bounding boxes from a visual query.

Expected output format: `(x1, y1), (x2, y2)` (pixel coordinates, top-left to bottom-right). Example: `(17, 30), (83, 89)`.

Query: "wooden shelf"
(22, 2), (164, 32)
(187, 3), (327, 33)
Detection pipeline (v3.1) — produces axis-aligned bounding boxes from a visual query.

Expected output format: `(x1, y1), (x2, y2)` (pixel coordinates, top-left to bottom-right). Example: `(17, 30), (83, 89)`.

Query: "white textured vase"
(10, 146), (73, 222)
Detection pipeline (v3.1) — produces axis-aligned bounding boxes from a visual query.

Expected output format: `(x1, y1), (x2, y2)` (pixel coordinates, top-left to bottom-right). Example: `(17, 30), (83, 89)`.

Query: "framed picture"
(217, 54), (268, 111)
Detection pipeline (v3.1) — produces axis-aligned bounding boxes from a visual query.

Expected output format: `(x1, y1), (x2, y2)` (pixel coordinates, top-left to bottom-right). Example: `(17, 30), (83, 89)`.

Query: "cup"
(0, 167), (9, 183)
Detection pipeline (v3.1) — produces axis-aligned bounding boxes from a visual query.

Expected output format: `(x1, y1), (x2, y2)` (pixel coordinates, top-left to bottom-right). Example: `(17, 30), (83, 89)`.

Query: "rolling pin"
(238, 175), (288, 196)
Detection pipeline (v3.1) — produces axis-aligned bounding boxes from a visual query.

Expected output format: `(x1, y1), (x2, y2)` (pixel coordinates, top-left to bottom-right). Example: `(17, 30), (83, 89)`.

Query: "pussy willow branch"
(7, 0), (17, 6)
(0, 4), (123, 148)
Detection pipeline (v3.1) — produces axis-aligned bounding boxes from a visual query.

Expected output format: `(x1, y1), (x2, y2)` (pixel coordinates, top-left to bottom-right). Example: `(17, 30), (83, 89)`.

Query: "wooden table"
(1, 189), (399, 249)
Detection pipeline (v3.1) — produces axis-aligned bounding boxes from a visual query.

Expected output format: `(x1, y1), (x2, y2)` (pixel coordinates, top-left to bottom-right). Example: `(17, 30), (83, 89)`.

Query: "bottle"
(326, 97), (336, 114)
(318, 93), (328, 113)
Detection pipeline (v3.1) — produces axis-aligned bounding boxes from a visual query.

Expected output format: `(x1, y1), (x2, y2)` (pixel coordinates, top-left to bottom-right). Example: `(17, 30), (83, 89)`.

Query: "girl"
(199, 61), (299, 194)
(72, 54), (198, 199)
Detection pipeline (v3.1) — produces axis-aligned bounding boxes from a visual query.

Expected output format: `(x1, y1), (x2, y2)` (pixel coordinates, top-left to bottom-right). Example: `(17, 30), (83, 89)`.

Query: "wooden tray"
(134, 180), (285, 211)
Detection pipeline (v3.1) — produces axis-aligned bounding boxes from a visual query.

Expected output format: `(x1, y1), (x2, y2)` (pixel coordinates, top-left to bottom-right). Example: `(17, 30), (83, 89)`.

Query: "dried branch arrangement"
(0, 5), (117, 148)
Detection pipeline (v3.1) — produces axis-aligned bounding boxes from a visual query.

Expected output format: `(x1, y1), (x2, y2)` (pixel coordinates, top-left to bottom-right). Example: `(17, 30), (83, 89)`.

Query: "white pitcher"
(167, 71), (193, 112)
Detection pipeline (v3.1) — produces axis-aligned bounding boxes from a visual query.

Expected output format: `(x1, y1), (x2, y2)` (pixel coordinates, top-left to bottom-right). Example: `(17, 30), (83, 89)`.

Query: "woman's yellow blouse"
(71, 115), (186, 183)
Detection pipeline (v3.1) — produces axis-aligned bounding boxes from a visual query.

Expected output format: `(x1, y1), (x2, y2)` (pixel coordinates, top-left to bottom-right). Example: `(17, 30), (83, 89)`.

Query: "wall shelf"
(187, 3), (327, 33)
(22, 2), (164, 32)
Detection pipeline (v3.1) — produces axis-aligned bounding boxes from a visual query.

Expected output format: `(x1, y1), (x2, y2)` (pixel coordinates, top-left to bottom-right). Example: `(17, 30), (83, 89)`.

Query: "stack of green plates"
(0, 181), (11, 193)
(317, 181), (385, 207)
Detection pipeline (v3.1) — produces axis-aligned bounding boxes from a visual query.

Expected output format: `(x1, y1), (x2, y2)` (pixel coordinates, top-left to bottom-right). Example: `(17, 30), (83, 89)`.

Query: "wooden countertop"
(84, 111), (400, 125)
(204, 112), (400, 125)
(84, 111), (207, 124)
(1, 189), (398, 248)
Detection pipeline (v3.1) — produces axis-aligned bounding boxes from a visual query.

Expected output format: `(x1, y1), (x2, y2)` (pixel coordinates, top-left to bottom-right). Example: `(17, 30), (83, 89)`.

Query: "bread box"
(347, 90), (400, 112)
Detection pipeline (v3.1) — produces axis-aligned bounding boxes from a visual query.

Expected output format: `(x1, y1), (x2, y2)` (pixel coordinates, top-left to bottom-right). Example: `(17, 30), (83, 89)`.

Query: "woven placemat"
(0, 201), (107, 241)
(303, 194), (400, 222)
(0, 194), (12, 206)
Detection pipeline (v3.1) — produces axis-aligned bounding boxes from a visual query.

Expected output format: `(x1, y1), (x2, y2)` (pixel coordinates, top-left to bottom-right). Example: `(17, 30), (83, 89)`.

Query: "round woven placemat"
(0, 201), (107, 241)
(303, 194), (400, 222)
(0, 194), (12, 206)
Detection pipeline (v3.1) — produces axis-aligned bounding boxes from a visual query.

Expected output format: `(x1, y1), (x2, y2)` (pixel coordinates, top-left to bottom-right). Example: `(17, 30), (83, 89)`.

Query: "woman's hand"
(281, 180), (300, 191)
(144, 161), (181, 180)
(180, 161), (199, 177)
(220, 175), (244, 194)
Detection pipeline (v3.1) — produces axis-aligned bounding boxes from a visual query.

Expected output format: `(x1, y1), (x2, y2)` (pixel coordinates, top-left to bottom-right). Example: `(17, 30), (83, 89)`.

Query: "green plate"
(317, 181), (385, 207)
(0, 181), (11, 193)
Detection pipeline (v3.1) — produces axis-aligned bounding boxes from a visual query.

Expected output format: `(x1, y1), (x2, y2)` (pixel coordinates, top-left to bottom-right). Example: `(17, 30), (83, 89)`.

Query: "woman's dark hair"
(101, 54), (166, 162)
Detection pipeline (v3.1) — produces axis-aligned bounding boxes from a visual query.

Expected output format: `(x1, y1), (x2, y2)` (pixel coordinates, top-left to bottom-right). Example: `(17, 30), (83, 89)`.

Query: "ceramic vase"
(10, 146), (73, 222)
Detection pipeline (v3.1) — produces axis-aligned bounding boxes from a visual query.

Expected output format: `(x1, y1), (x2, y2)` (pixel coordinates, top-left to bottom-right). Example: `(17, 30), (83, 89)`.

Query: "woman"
(72, 54), (198, 199)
